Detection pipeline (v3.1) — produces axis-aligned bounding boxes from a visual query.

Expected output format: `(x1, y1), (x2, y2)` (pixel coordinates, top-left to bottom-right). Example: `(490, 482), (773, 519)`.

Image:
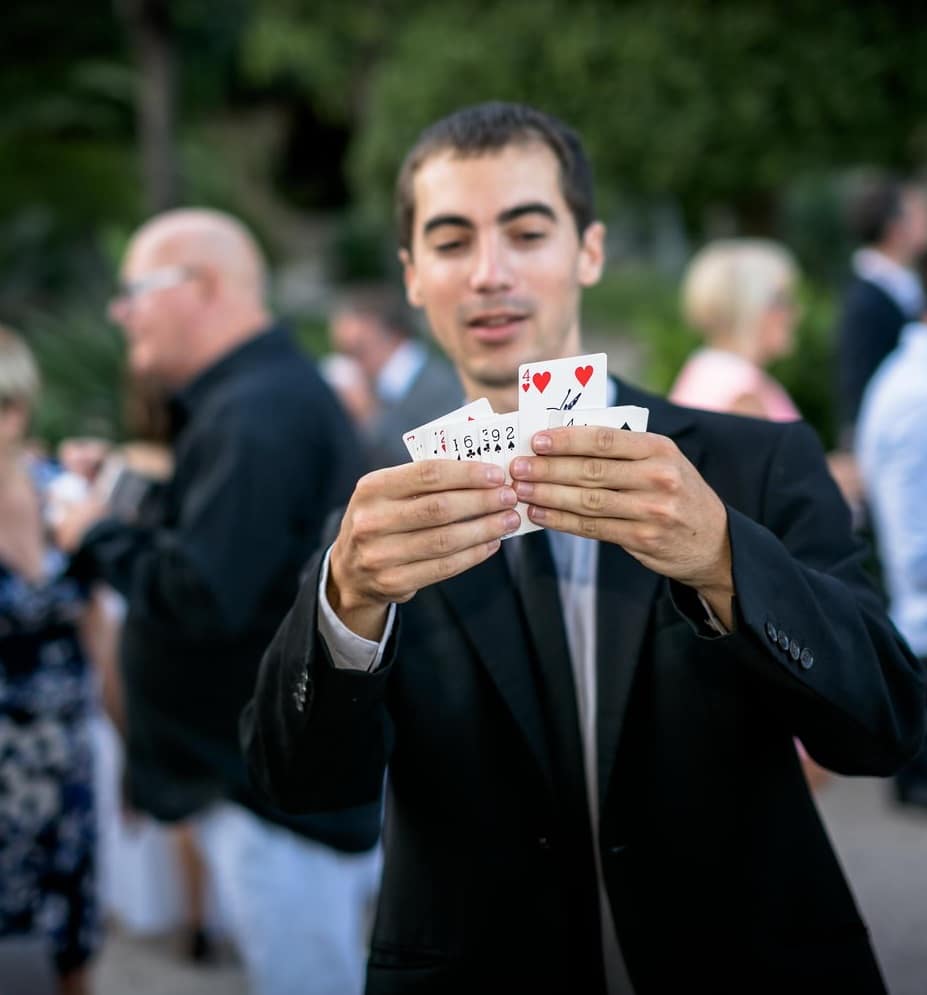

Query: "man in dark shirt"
(59, 209), (380, 995)
(835, 174), (927, 446)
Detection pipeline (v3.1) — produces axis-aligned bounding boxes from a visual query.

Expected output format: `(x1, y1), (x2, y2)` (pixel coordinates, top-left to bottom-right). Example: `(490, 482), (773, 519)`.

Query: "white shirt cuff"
(317, 546), (396, 672)
(697, 592), (730, 636)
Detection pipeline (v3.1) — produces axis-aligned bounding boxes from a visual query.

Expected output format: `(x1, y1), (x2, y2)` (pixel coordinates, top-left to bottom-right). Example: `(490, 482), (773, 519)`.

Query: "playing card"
(448, 412), (519, 471)
(452, 421), (485, 462)
(511, 353), (607, 536)
(547, 404), (650, 433)
(403, 397), (494, 461)
(517, 353), (607, 448)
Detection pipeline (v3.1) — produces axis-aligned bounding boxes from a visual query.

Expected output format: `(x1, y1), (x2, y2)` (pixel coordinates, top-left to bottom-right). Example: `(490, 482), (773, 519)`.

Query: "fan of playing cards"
(402, 353), (649, 537)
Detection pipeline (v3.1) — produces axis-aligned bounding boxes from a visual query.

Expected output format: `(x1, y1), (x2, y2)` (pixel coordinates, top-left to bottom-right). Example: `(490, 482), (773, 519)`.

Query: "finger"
(393, 485), (518, 533)
(385, 540), (505, 600)
(526, 503), (644, 546)
(510, 453), (652, 491)
(532, 426), (664, 459)
(371, 516), (520, 599)
(513, 480), (651, 519)
(358, 460), (507, 502)
(396, 508), (521, 566)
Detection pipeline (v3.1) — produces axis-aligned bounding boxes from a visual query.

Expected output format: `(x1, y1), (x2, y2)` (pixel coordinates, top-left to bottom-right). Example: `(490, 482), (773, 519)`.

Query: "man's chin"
(467, 363), (519, 392)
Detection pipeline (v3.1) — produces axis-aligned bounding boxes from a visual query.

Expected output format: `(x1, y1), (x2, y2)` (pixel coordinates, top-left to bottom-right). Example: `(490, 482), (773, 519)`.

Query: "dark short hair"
(395, 101), (596, 253)
(848, 173), (905, 246)
(334, 283), (417, 340)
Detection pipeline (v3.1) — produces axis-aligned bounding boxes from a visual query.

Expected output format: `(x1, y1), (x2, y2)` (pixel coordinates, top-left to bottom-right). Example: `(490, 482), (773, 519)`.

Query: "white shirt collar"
(376, 339), (427, 403)
(853, 248), (925, 318)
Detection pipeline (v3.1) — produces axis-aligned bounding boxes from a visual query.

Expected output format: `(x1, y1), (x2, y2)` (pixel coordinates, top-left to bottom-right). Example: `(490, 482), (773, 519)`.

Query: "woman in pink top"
(670, 239), (802, 422)
(671, 239), (834, 791)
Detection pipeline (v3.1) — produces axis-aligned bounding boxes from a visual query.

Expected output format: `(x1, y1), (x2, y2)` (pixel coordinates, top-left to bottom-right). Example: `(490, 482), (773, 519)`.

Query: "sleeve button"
(778, 631), (790, 651)
(800, 648), (814, 669)
(765, 621), (778, 643)
(789, 640), (801, 661)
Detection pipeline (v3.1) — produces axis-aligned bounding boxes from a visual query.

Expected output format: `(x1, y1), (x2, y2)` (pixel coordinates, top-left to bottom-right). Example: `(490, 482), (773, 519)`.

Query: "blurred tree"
(115, 0), (180, 211)
(346, 1), (927, 233)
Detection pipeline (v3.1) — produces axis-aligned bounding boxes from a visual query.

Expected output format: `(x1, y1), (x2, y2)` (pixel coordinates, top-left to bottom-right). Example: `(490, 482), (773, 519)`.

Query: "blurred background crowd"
(1, 2), (926, 994)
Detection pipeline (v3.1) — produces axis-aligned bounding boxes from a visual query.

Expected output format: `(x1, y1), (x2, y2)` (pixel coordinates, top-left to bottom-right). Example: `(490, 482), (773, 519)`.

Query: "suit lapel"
(437, 549), (555, 788)
(596, 383), (704, 806)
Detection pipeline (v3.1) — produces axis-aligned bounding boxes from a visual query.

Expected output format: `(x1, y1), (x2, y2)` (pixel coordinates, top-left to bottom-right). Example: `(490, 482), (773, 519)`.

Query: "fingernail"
(533, 433), (552, 452)
(485, 466), (504, 483)
(511, 458), (530, 477)
(500, 486), (517, 506)
(530, 505), (547, 521)
(504, 511), (521, 531)
(514, 480), (534, 498)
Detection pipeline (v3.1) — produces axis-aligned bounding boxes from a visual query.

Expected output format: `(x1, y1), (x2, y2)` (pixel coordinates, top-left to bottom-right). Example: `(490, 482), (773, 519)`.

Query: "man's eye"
(514, 230), (546, 243)
(434, 239), (466, 253)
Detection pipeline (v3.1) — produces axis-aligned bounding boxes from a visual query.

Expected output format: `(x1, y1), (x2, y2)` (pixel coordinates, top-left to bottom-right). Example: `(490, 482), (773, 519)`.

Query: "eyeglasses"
(111, 265), (197, 306)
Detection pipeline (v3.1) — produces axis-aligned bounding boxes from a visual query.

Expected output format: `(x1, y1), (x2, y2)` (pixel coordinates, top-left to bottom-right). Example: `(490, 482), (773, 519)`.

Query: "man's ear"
(399, 248), (422, 308)
(577, 221), (606, 288)
(193, 263), (220, 302)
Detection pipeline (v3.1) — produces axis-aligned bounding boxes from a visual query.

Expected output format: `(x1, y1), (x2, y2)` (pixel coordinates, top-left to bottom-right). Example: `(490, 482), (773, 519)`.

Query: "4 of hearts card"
(517, 353), (608, 449)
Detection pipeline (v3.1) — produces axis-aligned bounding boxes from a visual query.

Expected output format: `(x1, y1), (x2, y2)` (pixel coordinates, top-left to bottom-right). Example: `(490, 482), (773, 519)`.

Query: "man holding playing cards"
(243, 103), (925, 995)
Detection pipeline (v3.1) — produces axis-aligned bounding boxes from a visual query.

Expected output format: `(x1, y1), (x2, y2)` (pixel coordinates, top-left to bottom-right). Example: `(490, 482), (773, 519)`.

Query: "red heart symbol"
(575, 365), (593, 387)
(522, 383), (530, 392)
(532, 371), (551, 393)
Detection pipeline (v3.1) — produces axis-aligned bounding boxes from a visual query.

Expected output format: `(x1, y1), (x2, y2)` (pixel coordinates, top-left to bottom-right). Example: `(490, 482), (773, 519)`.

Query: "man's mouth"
(466, 311), (528, 340)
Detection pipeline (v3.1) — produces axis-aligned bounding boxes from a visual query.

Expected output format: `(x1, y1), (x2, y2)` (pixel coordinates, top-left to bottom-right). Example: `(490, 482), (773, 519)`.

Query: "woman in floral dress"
(0, 326), (100, 994)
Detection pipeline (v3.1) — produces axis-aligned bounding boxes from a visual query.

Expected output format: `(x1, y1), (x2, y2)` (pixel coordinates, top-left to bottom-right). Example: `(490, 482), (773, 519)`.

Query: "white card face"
(452, 421), (486, 462)
(548, 404), (650, 433)
(452, 412), (519, 471)
(509, 352), (608, 538)
(426, 424), (453, 460)
(517, 352), (607, 448)
(403, 397), (494, 461)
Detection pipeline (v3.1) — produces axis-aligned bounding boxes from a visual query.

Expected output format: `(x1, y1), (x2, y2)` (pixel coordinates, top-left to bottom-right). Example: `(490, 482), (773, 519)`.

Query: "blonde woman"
(0, 326), (100, 994)
(670, 238), (802, 420)
(671, 244), (832, 791)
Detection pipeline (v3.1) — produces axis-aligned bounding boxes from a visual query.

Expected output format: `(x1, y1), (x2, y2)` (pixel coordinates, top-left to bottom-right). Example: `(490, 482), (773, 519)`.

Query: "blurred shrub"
(25, 304), (126, 448)
(327, 209), (394, 284)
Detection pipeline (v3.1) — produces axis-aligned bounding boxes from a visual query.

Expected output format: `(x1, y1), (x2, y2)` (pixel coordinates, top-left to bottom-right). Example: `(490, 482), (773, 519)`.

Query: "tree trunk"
(117, 0), (179, 213)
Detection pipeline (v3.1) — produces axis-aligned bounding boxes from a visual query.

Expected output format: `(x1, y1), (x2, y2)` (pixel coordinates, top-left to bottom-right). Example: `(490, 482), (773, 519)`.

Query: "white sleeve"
(317, 546), (396, 673)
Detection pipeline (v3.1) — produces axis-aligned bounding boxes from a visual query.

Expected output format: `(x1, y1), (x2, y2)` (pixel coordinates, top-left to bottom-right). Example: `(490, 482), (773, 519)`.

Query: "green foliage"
(349, 1), (927, 228)
(768, 284), (837, 448)
(584, 266), (697, 394)
(24, 305), (127, 447)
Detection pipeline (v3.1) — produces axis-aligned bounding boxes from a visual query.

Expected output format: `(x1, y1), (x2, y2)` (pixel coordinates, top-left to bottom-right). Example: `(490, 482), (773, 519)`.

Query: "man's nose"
(469, 235), (513, 293)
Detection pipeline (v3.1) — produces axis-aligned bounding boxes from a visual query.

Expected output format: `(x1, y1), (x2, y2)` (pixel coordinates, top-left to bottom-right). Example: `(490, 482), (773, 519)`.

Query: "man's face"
(401, 142), (604, 405)
(109, 237), (202, 387)
(330, 310), (386, 381)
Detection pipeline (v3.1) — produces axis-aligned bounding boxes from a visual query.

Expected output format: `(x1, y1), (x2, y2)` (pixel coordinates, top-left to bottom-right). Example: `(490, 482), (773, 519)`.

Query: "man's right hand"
(327, 461), (520, 640)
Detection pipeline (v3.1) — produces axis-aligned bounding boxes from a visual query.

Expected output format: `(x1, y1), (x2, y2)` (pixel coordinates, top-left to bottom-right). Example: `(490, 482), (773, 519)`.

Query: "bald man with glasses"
(59, 209), (382, 995)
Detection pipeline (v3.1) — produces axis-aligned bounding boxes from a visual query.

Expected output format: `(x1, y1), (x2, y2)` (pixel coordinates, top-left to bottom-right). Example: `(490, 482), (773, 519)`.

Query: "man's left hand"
(510, 427), (734, 627)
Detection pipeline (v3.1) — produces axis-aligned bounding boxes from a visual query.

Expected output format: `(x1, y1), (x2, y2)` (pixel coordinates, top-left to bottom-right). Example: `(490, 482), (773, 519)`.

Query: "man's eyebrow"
(498, 202), (557, 225)
(422, 202), (558, 237)
(423, 214), (473, 236)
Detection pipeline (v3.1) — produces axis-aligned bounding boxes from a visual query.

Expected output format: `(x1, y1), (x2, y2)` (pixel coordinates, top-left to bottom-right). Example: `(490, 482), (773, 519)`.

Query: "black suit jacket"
(836, 274), (908, 439)
(242, 382), (925, 994)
